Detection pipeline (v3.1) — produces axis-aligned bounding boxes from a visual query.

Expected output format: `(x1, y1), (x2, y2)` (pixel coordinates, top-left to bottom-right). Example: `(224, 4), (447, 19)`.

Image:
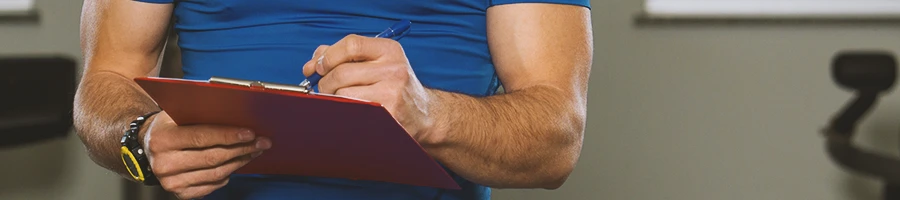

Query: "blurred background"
(3, 0), (900, 199)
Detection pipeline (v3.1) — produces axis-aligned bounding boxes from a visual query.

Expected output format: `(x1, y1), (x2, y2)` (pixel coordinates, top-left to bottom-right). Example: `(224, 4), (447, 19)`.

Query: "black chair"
(0, 56), (77, 148)
(823, 50), (900, 199)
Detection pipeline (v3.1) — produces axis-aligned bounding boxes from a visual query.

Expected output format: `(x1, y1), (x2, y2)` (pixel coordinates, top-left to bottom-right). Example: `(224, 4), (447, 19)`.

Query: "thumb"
(303, 45), (330, 77)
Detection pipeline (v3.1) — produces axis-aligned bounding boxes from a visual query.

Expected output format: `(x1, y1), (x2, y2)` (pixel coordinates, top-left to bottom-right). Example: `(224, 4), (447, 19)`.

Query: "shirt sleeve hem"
(489, 0), (591, 9)
(133, 0), (175, 4)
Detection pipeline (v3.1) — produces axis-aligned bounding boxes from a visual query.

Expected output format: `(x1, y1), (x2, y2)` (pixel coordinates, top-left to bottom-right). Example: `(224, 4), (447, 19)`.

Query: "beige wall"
(4, 0), (900, 199)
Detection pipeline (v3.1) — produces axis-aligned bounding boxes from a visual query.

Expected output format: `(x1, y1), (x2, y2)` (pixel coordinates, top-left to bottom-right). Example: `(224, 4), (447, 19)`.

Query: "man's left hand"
(302, 34), (435, 141)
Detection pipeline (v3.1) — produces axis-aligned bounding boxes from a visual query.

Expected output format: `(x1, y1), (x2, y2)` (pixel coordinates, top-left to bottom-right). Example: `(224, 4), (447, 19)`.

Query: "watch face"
(121, 146), (144, 181)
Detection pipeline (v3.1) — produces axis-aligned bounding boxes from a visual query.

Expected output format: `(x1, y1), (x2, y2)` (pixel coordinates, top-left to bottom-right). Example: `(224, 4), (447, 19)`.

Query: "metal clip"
(299, 80), (313, 92)
(209, 77), (312, 94)
(249, 81), (265, 88)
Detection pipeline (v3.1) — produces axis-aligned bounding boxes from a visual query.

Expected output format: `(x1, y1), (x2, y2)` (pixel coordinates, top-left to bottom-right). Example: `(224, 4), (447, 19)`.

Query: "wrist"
(119, 110), (161, 185)
(137, 112), (159, 147)
(418, 89), (449, 147)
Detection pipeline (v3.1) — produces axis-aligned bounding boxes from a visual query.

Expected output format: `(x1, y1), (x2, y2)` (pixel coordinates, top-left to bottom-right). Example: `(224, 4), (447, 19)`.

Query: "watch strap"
(121, 111), (161, 185)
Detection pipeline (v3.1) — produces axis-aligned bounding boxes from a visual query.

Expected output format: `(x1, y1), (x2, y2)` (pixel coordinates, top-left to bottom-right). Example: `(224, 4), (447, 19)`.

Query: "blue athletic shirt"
(132, 0), (590, 199)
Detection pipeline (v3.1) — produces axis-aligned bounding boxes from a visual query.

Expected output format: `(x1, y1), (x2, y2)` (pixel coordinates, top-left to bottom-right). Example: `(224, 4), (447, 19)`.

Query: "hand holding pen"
(300, 20), (412, 92)
(300, 19), (435, 140)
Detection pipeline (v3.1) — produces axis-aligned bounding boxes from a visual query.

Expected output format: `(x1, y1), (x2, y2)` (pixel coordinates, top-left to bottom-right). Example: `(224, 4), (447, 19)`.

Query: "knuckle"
(344, 36), (364, 56)
(315, 45), (329, 53)
(205, 156), (222, 167)
(211, 168), (226, 181)
(330, 68), (345, 84)
(159, 179), (179, 192)
(344, 34), (363, 40)
(389, 65), (409, 79)
(147, 138), (164, 153)
(190, 135), (205, 148)
(213, 166), (232, 180)
(312, 45), (328, 59)
(152, 161), (171, 175)
(319, 79), (335, 94)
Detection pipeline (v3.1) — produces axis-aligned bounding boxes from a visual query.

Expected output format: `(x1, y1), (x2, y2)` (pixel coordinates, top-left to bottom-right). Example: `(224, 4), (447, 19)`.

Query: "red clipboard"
(134, 77), (460, 190)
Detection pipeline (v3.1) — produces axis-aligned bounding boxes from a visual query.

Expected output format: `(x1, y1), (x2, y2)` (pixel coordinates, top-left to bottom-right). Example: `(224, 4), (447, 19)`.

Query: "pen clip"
(375, 19), (411, 40)
(210, 77), (313, 94)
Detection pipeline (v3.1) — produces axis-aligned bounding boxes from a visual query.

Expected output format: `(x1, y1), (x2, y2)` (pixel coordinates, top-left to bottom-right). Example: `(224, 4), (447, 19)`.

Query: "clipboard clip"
(209, 77), (313, 94)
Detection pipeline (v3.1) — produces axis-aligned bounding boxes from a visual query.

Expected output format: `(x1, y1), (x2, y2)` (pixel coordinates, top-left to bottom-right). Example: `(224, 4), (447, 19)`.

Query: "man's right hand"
(143, 111), (271, 199)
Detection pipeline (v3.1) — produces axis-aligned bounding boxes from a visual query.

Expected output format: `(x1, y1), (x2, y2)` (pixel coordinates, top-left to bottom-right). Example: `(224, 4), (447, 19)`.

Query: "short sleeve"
(489, 0), (591, 9)
(133, 0), (174, 3)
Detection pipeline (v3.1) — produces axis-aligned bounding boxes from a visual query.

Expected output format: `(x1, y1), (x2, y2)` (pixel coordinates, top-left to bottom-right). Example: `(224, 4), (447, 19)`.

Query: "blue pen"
(299, 19), (412, 92)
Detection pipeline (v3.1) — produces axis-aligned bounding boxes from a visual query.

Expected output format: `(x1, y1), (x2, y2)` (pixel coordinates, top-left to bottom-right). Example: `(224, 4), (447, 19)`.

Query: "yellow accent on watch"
(121, 146), (145, 182)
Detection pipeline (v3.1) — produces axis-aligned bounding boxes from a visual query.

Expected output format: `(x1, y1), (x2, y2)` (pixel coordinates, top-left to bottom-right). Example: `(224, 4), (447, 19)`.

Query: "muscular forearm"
(421, 85), (585, 189)
(74, 71), (160, 179)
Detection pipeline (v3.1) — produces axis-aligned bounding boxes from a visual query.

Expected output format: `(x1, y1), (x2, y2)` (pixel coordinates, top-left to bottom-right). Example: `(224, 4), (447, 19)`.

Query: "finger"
(318, 34), (400, 76)
(166, 153), (253, 188)
(162, 125), (256, 149)
(172, 178), (229, 200)
(161, 153), (255, 198)
(334, 85), (377, 101)
(303, 45), (329, 77)
(317, 62), (398, 94)
(154, 137), (270, 175)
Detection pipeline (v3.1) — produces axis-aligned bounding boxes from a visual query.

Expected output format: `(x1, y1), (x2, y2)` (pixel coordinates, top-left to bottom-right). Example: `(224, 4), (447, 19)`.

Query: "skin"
(75, 0), (591, 199)
(75, 0), (270, 199)
(302, 4), (592, 189)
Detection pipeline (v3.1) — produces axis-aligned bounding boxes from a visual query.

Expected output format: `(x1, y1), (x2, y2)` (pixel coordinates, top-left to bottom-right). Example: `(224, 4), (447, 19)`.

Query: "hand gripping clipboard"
(134, 76), (461, 190)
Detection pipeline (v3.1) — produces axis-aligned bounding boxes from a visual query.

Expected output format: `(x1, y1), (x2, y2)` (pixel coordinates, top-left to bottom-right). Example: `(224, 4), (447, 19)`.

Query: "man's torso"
(173, 0), (502, 96)
(163, 0), (501, 199)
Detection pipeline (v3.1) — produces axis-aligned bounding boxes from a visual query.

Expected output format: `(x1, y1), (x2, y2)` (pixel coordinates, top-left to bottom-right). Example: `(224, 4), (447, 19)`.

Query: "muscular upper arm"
(81, 0), (173, 78)
(486, 3), (592, 105)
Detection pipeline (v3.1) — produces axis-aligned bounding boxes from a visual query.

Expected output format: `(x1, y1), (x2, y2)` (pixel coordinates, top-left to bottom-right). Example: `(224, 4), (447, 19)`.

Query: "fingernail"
(316, 55), (325, 73)
(251, 151), (263, 158)
(239, 130), (254, 141)
(256, 138), (271, 149)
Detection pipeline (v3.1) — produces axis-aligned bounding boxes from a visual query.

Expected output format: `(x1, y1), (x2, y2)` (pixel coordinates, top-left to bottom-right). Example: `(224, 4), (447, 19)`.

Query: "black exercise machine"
(0, 56), (77, 148)
(823, 50), (900, 199)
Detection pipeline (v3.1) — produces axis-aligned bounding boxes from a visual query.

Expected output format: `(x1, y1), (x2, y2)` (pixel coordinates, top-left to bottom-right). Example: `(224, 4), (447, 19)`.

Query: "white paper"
(0, 0), (35, 13)
(646, 0), (900, 17)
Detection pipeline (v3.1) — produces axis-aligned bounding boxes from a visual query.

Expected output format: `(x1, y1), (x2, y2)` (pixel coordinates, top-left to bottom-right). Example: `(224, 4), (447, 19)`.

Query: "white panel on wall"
(645, 0), (900, 18)
(0, 0), (34, 12)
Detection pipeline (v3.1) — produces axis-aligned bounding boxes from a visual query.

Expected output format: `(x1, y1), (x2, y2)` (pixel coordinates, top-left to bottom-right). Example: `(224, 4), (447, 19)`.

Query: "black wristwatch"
(120, 111), (161, 185)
